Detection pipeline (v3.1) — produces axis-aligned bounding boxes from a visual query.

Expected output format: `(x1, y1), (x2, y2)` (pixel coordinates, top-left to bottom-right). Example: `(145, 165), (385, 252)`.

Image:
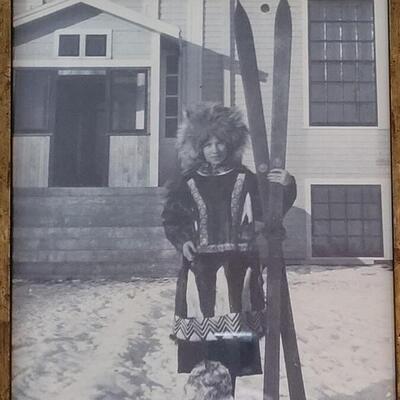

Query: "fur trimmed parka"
(161, 103), (296, 377)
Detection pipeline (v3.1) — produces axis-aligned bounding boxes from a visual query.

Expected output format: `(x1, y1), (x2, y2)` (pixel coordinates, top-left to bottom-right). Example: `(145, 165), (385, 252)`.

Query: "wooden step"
(13, 209), (164, 227)
(14, 248), (178, 263)
(13, 260), (181, 280)
(13, 188), (168, 227)
(13, 227), (167, 239)
(14, 193), (165, 207)
(12, 187), (182, 279)
(13, 234), (172, 251)
(13, 187), (167, 197)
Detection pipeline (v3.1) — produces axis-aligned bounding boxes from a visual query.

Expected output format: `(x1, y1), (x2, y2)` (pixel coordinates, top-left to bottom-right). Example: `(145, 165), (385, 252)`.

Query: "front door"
(52, 74), (108, 187)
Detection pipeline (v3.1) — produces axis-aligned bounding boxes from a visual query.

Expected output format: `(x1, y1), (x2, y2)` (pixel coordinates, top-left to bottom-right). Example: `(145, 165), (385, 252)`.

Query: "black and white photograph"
(11, 0), (395, 399)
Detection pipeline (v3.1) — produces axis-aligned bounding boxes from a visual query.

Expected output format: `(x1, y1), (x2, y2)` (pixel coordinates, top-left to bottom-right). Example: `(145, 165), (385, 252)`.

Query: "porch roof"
(14, 0), (181, 39)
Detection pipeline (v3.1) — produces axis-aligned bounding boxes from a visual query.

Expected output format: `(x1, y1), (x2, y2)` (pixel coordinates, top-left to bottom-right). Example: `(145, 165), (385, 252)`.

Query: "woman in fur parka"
(162, 103), (296, 394)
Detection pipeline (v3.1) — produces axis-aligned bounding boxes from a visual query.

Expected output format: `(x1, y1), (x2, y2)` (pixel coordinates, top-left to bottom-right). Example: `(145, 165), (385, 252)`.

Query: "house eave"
(13, 0), (181, 39)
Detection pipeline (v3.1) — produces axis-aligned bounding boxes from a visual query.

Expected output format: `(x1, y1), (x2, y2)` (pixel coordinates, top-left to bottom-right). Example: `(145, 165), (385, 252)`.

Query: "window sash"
(109, 70), (148, 134)
(58, 34), (80, 57)
(165, 53), (180, 138)
(311, 184), (384, 257)
(13, 70), (55, 133)
(85, 35), (107, 57)
(308, 0), (377, 126)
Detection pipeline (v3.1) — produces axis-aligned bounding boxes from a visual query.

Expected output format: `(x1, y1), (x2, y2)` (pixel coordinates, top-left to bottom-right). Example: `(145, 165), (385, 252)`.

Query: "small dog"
(183, 360), (234, 400)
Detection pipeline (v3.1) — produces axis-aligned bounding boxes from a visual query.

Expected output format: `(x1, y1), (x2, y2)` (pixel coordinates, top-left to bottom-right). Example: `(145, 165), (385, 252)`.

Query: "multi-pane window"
(58, 34), (80, 56)
(56, 31), (111, 58)
(308, 0), (377, 126)
(85, 34), (107, 57)
(13, 70), (54, 133)
(311, 184), (383, 257)
(165, 54), (180, 138)
(110, 70), (147, 133)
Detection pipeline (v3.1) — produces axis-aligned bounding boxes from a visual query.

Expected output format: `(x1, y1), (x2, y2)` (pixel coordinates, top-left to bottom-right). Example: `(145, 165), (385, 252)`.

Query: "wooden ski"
(234, 1), (306, 399)
(234, 0), (270, 225)
(270, 2), (306, 400)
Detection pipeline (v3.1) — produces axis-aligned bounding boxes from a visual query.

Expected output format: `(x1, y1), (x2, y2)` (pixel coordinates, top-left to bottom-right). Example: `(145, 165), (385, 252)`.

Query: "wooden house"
(12, 0), (392, 278)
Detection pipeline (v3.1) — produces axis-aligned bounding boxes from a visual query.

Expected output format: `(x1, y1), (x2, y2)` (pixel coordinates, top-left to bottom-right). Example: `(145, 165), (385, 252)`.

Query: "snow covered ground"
(12, 265), (395, 400)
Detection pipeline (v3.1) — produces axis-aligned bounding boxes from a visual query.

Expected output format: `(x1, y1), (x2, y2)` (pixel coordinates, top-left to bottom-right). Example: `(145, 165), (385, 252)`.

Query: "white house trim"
(302, 0), (310, 129)
(374, 0), (390, 130)
(304, 178), (393, 263)
(13, 0), (180, 39)
(142, 0), (160, 19)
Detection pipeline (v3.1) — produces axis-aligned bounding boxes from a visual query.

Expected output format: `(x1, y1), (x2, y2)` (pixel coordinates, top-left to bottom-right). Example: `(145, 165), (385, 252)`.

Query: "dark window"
(13, 70), (54, 132)
(85, 34), (107, 57)
(58, 34), (80, 56)
(166, 55), (179, 74)
(110, 70), (147, 133)
(308, 0), (377, 126)
(311, 184), (383, 257)
(165, 54), (180, 138)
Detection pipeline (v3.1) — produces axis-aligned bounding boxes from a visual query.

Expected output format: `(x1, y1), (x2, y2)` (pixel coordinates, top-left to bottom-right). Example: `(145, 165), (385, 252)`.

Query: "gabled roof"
(14, 0), (181, 39)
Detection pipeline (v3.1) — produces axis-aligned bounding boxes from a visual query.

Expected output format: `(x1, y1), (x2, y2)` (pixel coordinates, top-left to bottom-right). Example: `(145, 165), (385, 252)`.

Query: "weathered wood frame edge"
(0, 0), (399, 399)
(0, 0), (11, 398)
(389, 0), (400, 397)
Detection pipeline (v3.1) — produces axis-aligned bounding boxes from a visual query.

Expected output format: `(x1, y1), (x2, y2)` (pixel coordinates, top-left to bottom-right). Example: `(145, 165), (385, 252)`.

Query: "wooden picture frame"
(0, 0), (398, 398)
(390, 0), (400, 397)
(0, 0), (11, 398)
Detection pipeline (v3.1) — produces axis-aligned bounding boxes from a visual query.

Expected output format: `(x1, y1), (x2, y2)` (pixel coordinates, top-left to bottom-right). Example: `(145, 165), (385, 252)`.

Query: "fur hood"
(176, 103), (249, 172)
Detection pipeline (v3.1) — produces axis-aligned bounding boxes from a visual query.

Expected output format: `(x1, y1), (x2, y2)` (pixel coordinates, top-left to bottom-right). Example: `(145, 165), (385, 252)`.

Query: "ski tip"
(276, 0), (292, 28)
(234, 0), (251, 31)
(277, 0), (291, 13)
(235, 0), (244, 16)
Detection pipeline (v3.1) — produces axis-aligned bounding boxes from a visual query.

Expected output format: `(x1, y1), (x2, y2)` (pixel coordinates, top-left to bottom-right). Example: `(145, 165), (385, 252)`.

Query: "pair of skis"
(234, 1), (306, 399)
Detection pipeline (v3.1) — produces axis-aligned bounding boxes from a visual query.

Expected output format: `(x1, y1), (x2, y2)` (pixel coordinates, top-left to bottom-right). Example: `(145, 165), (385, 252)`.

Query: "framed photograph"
(1, 0), (399, 399)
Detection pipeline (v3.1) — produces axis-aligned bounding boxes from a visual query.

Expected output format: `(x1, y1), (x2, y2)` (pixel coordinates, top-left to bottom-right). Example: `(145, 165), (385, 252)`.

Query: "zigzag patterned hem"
(171, 310), (266, 342)
(196, 242), (254, 253)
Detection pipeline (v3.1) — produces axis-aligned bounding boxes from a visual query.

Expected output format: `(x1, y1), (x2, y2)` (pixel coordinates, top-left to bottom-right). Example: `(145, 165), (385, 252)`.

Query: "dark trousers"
(190, 253), (264, 318)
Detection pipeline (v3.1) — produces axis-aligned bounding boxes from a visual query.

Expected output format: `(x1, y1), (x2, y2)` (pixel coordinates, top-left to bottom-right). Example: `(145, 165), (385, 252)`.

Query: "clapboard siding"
(13, 136), (50, 187)
(108, 136), (150, 187)
(160, 0), (187, 34)
(202, 0), (227, 102)
(14, 10), (152, 60)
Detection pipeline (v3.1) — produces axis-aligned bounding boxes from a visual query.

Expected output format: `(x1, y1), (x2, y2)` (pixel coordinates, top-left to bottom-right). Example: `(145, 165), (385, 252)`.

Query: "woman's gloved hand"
(267, 168), (292, 186)
(182, 241), (197, 262)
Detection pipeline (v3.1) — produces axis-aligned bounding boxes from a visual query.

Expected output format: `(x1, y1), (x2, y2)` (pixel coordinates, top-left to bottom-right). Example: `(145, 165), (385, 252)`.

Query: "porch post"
(147, 0), (161, 187)
(149, 32), (161, 187)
